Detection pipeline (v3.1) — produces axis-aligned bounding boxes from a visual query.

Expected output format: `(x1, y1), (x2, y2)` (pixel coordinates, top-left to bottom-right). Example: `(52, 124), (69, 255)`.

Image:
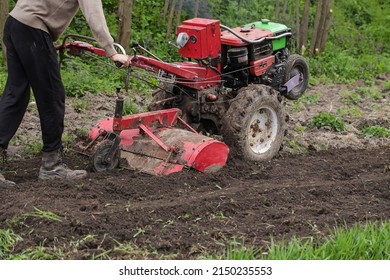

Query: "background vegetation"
(0, 0), (389, 96)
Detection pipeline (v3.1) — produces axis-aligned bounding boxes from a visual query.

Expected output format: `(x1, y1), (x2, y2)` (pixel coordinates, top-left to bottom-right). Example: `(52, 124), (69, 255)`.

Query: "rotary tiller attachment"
(84, 108), (229, 176)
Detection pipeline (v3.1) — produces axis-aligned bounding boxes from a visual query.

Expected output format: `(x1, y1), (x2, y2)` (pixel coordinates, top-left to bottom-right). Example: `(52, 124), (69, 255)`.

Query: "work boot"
(39, 148), (87, 180)
(0, 147), (15, 186)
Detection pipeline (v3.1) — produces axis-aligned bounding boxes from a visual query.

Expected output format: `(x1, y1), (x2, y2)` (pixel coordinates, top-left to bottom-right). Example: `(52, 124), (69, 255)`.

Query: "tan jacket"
(10, 0), (117, 57)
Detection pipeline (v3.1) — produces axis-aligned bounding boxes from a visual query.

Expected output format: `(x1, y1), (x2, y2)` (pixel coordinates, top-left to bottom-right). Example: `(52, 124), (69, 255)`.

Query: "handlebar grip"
(115, 61), (123, 68)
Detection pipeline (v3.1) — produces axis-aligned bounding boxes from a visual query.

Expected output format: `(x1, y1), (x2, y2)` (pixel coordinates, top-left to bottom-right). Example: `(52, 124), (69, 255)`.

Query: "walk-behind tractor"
(58, 18), (309, 175)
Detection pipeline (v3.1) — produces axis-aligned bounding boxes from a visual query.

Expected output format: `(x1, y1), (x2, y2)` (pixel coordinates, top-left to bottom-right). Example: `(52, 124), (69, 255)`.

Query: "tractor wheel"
(221, 84), (286, 161)
(147, 83), (174, 111)
(283, 54), (309, 100)
(90, 140), (120, 172)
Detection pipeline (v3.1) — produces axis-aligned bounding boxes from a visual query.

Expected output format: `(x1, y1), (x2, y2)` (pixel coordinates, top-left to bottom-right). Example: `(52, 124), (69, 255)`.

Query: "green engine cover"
(246, 19), (290, 51)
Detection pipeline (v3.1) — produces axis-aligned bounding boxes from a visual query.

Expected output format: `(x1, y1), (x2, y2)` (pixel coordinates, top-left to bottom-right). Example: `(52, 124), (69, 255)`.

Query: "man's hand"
(110, 53), (131, 68)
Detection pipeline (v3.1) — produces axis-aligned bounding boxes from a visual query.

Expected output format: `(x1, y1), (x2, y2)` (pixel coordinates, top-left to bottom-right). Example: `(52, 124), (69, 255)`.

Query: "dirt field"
(0, 75), (389, 259)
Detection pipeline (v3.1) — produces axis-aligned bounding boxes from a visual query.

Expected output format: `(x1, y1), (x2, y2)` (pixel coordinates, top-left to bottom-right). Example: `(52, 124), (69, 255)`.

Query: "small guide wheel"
(90, 139), (120, 172)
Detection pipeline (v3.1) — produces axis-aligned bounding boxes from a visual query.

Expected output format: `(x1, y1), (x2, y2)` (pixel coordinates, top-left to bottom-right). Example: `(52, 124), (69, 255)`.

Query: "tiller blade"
(86, 108), (229, 175)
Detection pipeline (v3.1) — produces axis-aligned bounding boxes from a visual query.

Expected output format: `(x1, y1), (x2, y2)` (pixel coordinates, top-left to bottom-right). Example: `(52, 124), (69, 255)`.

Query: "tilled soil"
(1, 145), (389, 259)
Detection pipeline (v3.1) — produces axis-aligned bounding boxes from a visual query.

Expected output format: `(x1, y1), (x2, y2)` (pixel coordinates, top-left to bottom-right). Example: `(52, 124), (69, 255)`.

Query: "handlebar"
(59, 34), (127, 55)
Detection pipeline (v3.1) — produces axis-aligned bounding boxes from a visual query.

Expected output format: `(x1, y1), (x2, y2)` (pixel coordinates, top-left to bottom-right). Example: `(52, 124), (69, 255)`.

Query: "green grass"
(210, 221), (390, 260)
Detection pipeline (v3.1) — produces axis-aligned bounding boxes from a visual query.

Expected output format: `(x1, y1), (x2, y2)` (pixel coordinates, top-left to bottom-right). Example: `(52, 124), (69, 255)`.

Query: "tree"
(299, 0), (310, 54)
(310, 0), (333, 55)
(162, 0), (170, 17)
(275, 0), (281, 21)
(117, 0), (135, 51)
(194, 0), (200, 17)
(166, 0), (177, 40)
(176, 0), (184, 27)
(295, 0), (300, 51)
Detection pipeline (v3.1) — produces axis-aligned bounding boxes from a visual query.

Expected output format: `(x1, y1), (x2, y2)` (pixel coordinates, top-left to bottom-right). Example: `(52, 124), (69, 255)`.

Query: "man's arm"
(78, 0), (129, 66)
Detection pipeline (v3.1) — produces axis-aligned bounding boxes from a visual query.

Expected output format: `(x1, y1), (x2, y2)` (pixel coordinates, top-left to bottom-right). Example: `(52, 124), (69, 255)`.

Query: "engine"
(176, 18), (292, 91)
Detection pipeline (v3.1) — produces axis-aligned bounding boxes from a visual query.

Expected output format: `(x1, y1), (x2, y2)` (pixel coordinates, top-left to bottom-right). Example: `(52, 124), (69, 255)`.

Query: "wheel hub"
(247, 106), (278, 154)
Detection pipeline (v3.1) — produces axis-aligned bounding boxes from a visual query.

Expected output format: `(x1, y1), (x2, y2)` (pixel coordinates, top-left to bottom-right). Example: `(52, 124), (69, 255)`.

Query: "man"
(0, 0), (130, 187)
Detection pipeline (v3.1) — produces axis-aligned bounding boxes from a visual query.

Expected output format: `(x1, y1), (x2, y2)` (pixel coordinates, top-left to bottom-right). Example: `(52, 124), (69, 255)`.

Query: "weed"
(361, 125), (390, 138)
(71, 98), (91, 113)
(62, 133), (76, 145)
(213, 211), (227, 220)
(311, 112), (346, 132)
(123, 100), (139, 115)
(23, 207), (63, 222)
(0, 229), (23, 258)
(69, 234), (96, 252)
(356, 86), (383, 100)
(25, 141), (43, 156)
(133, 227), (145, 238)
(294, 124), (307, 133)
(384, 80), (390, 91)
(287, 137), (308, 154)
(340, 89), (362, 105)
(162, 220), (174, 227)
(337, 106), (363, 118)
(13, 243), (61, 260)
(299, 91), (322, 105)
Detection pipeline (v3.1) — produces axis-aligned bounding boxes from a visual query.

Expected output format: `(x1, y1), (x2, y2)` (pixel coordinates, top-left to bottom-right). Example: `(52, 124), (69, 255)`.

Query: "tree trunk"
(310, 0), (324, 55)
(282, 0), (289, 21)
(319, 0), (332, 52)
(117, 0), (135, 51)
(295, 0), (300, 51)
(166, 0), (177, 40)
(163, 0), (170, 17)
(0, 0), (8, 66)
(275, 0), (280, 21)
(194, 0), (200, 17)
(176, 0), (184, 27)
(299, 0), (310, 54)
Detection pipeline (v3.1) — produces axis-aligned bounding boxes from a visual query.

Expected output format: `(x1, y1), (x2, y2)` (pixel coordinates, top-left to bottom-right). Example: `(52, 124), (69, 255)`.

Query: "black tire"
(90, 140), (120, 172)
(221, 84), (286, 161)
(147, 83), (174, 111)
(283, 54), (309, 100)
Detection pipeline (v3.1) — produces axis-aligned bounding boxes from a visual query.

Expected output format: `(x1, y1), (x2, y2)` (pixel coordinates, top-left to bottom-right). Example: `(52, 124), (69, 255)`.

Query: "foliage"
(60, 57), (125, 97)
(361, 125), (390, 138)
(311, 112), (346, 132)
(1, 0), (389, 96)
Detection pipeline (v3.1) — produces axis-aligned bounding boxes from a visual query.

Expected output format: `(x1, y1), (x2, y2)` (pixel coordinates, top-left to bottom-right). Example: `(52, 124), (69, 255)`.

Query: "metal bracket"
(284, 74), (300, 92)
(158, 69), (176, 84)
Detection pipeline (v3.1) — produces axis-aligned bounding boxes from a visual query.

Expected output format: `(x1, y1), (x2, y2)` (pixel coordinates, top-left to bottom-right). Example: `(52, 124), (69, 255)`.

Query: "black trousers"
(0, 16), (64, 152)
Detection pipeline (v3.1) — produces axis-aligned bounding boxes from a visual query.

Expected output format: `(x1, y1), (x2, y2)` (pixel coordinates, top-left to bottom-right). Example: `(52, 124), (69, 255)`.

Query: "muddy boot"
(39, 148), (87, 180)
(0, 148), (15, 187)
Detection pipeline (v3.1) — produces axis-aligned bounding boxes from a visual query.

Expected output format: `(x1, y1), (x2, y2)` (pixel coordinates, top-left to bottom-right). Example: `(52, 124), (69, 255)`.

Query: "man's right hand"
(110, 53), (131, 68)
